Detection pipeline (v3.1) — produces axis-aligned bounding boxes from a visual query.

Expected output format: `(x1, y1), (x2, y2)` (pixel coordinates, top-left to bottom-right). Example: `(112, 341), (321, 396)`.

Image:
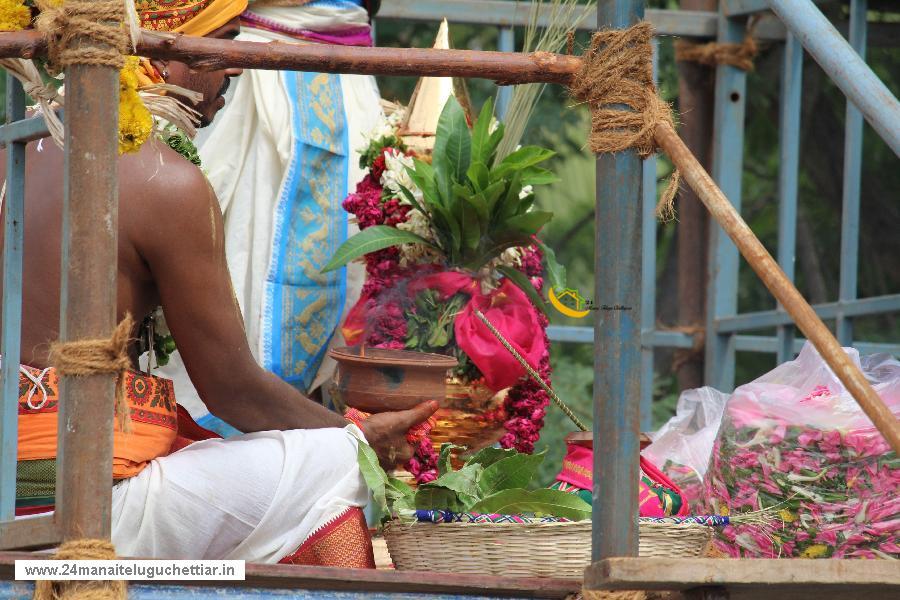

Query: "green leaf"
(414, 486), (467, 513)
(433, 98), (471, 201)
(480, 181), (506, 213)
(494, 145), (556, 180)
(322, 225), (439, 272)
(438, 443), (465, 477)
(506, 211), (553, 234)
(485, 122), (505, 167)
(470, 98), (494, 165)
(466, 161), (490, 192)
(535, 238), (567, 293)
(464, 447), (517, 469)
(469, 489), (592, 521)
(520, 166), (561, 186)
(397, 183), (429, 219)
(478, 450), (546, 496)
(357, 442), (389, 513)
(494, 170), (524, 223)
(498, 265), (549, 316)
(422, 463), (484, 500)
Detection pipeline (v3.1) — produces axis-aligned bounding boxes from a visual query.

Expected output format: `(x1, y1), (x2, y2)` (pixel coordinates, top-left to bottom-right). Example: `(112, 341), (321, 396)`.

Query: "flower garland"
(341, 109), (552, 481)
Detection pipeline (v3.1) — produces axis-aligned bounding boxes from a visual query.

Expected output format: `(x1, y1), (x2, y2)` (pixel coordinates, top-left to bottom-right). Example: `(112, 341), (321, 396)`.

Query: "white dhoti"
(106, 426), (367, 562)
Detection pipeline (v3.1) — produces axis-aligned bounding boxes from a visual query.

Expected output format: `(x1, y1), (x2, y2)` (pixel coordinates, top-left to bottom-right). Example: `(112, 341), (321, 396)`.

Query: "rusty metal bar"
(54, 59), (121, 540)
(655, 121), (900, 455)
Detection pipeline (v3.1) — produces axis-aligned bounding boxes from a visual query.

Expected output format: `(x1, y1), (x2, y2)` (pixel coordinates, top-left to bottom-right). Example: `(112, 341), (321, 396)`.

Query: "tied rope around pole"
(33, 540), (126, 600)
(35, 0), (129, 74)
(49, 314), (135, 433)
(571, 22), (681, 222)
(674, 18), (760, 72)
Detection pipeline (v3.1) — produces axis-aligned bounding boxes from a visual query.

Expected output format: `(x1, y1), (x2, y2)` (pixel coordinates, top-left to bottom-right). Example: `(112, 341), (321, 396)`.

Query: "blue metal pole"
(639, 37), (658, 434)
(764, 0), (900, 157)
(836, 0), (867, 346)
(593, 0), (643, 561)
(704, 12), (748, 392)
(775, 33), (803, 364)
(496, 26), (515, 121)
(0, 77), (26, 521)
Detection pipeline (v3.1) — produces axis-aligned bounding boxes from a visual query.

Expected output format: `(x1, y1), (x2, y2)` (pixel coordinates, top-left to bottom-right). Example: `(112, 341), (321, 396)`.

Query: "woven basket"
(384, 520), (712, 578)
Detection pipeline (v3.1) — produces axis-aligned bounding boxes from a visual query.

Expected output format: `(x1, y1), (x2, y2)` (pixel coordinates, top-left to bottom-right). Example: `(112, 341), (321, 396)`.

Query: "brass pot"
(430, 379), (508, 465)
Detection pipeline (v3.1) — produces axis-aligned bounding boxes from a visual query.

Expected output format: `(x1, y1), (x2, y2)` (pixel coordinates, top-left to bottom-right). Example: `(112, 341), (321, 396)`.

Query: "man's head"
(136, 0), (247, 126)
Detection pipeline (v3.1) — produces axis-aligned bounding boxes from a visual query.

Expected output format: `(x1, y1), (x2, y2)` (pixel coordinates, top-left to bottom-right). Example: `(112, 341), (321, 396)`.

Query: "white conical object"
(400, 19), (473, 154)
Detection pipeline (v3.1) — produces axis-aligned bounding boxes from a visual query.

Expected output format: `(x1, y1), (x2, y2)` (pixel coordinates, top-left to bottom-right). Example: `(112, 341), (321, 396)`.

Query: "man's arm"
(132, 145), (347, 432)
(129, 145), (436, 466)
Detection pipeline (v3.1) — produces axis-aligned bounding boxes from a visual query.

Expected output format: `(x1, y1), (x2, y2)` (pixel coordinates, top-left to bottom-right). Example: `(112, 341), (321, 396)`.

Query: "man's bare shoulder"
(119, 138), (222, 262)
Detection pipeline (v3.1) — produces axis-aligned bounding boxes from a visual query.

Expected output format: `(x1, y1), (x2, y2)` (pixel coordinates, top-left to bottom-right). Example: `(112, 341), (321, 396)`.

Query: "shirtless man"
(3, 3), (433, 564)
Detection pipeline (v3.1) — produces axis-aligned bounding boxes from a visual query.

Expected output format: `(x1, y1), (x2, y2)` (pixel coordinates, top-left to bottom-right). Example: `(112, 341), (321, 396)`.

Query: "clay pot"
(329, 346), (458, 413)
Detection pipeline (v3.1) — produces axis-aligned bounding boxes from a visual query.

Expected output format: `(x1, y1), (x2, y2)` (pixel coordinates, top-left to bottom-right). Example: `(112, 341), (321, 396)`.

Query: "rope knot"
(35, 0), (129, 74)
(674, 18), (760, 72)
(33, 539), (126, 600)
(49, 314), (135, 433)
(571, 22), (681, 221)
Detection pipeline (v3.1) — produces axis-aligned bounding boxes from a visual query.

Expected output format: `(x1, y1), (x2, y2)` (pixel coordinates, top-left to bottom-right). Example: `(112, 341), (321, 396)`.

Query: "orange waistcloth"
(17, 365), (178, 479)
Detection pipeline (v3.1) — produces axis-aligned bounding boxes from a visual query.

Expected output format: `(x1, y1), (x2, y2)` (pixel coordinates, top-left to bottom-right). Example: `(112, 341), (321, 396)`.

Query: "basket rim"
(385, 520), (712, 531)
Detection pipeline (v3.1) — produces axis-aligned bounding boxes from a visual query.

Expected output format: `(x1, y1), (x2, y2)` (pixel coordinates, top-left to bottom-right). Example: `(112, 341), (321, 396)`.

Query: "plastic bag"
(643, 387), (729, 510)
(702, 342), (900, 558)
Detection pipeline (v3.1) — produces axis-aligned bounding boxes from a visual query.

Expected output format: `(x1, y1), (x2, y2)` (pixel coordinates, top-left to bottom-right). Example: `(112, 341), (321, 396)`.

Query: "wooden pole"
(54, 66), (121, 540)
(0, 30), (581, 85)
(655, 122), (900, 455)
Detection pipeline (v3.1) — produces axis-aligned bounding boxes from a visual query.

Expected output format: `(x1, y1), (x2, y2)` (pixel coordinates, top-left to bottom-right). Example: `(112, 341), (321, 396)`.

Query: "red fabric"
(278, 507), (375, 569)
(411, 273), (545, 392)
(169, 405), (223, 454)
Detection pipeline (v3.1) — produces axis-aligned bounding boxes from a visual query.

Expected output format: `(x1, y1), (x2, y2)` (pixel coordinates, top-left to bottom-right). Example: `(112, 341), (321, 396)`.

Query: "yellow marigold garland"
(0, 0), (31, 31)
(118, 56), (153, 154)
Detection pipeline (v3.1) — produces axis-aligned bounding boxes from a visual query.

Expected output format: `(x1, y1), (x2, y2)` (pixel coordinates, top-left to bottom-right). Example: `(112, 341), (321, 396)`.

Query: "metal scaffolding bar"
(0, 77), (26, 523)
(765, 0), (900, 156)
(775, 32), (803, 364)
(704, 11), (748, 392)
(836, 0), (867, 345)
(592, 0), (643, 561)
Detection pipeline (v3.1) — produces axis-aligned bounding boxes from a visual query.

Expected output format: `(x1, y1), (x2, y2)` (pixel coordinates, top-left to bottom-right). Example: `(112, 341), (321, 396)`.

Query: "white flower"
(382, 150), (426, 207)
(497, 246), (524, 269)
(489, 117), (500, 134)
(357, 108), (406, 153)
(397, 207), (440, 267)
(519, 184), (533, 200)
(396, 207), (435, 241)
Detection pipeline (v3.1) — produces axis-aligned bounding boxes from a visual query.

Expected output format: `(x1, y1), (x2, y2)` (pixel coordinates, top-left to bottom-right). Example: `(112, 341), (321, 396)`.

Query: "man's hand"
(359, 401), (440, 469)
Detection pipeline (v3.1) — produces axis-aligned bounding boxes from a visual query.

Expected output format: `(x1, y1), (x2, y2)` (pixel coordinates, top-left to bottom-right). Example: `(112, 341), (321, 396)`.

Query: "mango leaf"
(470, 98), (494, 165)
(438, 443), (465, 477)
(491, 146), (555, 182)
(322, 225), (438, 272)
(466, 161), (490, 193)
(386, 476), (415, 511)
(534, 238), (567, 293)
(397, 183), (429, 220)
(357, 442), (389, 512)
(484, 122), (505, 167)
(498, 265), (549, 316)
(433, 98), (471, 199)
(520, 166), (561, 186)
(415, 485), (467, 513)
(469, 488), (592, 521)
(506, 211), (553, 235)
(494, 170), (524, 223)
(409, 159), (441, 208)
(421, 463), (483, 500)
(464, 447), (517, 469)
(427, 203), (462, 260)
(480, 180), (507, 212)
(478, 450), (546, 496)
